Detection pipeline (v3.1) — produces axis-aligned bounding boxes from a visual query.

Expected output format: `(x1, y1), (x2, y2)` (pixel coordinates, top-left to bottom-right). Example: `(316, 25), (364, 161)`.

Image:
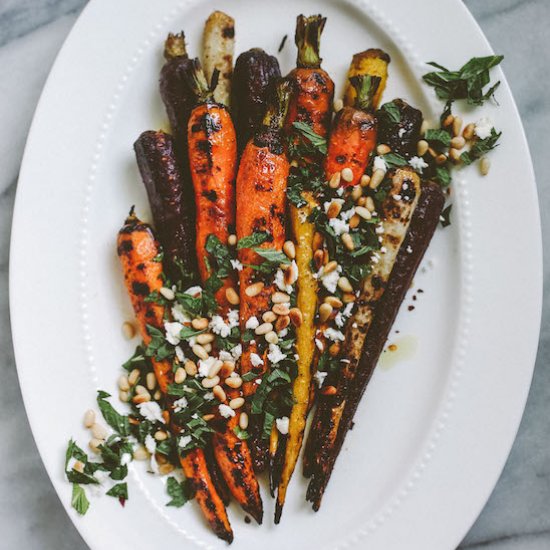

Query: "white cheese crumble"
(341, 207), (356, 221)
(230, 258), (244, 271)
(334, 312), (345, 328)
(278, 328), (289, 338)
(145, 434), (157, 454)
(219, 350), (233, 362)
(313, 371), (328, 388)
(245, 316), (260, 330)
(275, 416), (289, 435)
(315, 338), (324, 351)
(171, 304), (191, 324)
(173, 397), (188, 412)
(343, 302), (354, 317)
(121, 453), (132, 466)
(406, 245), (413, 254)
(179, 435), (192, 448)
(398, 127), (406, 138)
(231, 344), (243, 360)
(198, 356), (217, 377)
(474, 117), (493, 139)
(328, 217), (349, 236)
(375, 224), (384, 234)
(374, 155), (387, 172)
(137, 401), (165, 423)
(204, 392), (214, 401)
(184, 285), (202, 296)
(324, 327), (345, 342)
(164, 321), (184, 345)
(250, 353), (264, 367)
(227, 309), (239, 326)
(320, 267), (341, 294)
(409, 155), (429, 174)
(175, 345), (185, 362)
(275, 268), (293, 293)
(219, 404), (236, 418)
(210, 314), (234, 338)
(267, 343), (286, 364)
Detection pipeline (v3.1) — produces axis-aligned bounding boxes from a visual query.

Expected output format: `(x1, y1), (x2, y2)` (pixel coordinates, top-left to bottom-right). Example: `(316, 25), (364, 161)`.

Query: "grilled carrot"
(236, 80), (292, 470)
(117, 210), (233, 543)
(187, 59), (237, 313)
(286, 15), (334, 140)
(324, 75), (380, 188)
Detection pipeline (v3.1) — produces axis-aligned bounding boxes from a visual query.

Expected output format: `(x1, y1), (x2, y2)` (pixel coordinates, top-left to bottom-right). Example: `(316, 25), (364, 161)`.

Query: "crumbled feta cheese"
(398, 127), (406, 138)
(406, 245), (413, 254)
(175, 345), (185, 362)
(230, 258), (244, 271)
(336, 186), (344, 197)
(374, 155), (387, 172)
(121, 453), (132, 466)
(343, 303), (354, 317)
(145, 434), (157, 454)
(219, 350), (233, 362)
(375, 224), (384, 234)
(198, 356), (216, 377)
(94, 470), (111, 485)
(173, 397), (188, 412)
(275, 269), (293, 293)
(324, 327), (345, 342)
(150, 453), (160, 475)
(334, 312), (345, 328)
(393, 194), (402, 201)
(227, 309), (239, 326)
(210, 315), (232, 338)
(171, 303), (191, 324)
(219, 404), (236, 418)
(230, 344), (242, 360)
(275, 417), (289, 435)
(328, 217), (349, 236)
(315, 338), (324, 351)
(380, 246), (387, 253)
(255, 378), (262, 385)
(204, 392), (214, 401)
(179, 435), (192, 448)
(341, 207), (356, 221)
(267, 343), (286, 364)
(409, 155), (429, 174)
(184, 286), (202, 296)
(320, 268), (340, 294)
(313, 371), (328, 388)
(164, 321), (184, 345)
(278, 328), (289, 338)
(137, 401), (165, 423)
(245, 316), (259, 330)
(250, 353), (264, 367)
(474, 117), (493, 139)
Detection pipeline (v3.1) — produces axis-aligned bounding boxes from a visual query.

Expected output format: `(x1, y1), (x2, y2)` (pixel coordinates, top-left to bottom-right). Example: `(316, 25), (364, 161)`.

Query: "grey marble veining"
(0, 1), (548, 549)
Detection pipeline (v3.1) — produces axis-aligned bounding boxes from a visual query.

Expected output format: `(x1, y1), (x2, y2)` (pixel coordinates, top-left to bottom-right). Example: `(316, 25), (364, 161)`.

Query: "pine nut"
(184, 360), (198, 376)
(329, 172), (341, 189)
(283, 241), (296, 259)
(275, 315), (291, 332)
(146, 372), (157, 391)
(245, 281), (264, 297)
(323, 261), (338, 275)
(420, 119), (429, 135)
(228, 234), (237, 246)
(319, 303), (333, 322)
(133, 446), (149, 461)
(313, 231), (324, 250)
(135, 384), (148, 395)
(321, 385), (337, 396)
(272, 303), (290, 316)
(192, 317), (209, 330)
(119, 390), (129, 402)
(220, 361), (235, 377)
(262, 311), (277, 323)
(370, 169), (385, 189)
(160, 287), (175, 300)
(314, 249), (324, 269)
(202, 413), (215, 421)
(90, 422), (108, 439)
(83, 409), (95, 428)
(376, 144), (391, 155)
(452, 116), (463, 137)
(128, 368), (140, 386)
(349, 215), (360, 229)
(450, 136), (465, 150)
(325, 296), (343, 308)
(333, 98), (344, 112)
(265, 331), (279, 344)
(357, 196), (367, 207)
(202, 376), (220, 389)
(225, 376), (243, 389)
(338, 277), (354, 293)
(89, 438), (102, 454)
(159, 464), (175, 476)
(480, 157), (491, 176)
(360, 174), (371, 187)
(341, 167), (354, 183)
(342, 233), (354, 251)
(435, 154), (447, 165)
(154, 390), (162, 401)
(417, 139), (429, 156)
(208, 360), (223, 379)
(329, 342), (341, 357)
(463, 123), (475, 141)
(175, 367), (187, 384)
(203, 343), (212, 353)
(154, 430), (168, 441)
(443, 114), (454, 128)
(428, 147), (437, 158)
(229, 397), (245, 410)
(284, 265), (298, 286)
(342, 292), (356, 303)
(449, 148), (462, 164)
(239, 412), (249, 429)
(272, 292), (290, 304)
(225, 287), (240, 305)
(73, 460), (85, 473)
(327, 201), (342, 219)
(255, 322), (273, 335)
(192, 344), (209, 361)
(351, 185), (362, 201)
(156, 454), (167, 465)
(213, 385), (226, 402)
(355, 206), (372, 220)
(133, 393), (151, 404)
(365, 196), (375, 212)
(289, 308), (303, 327)
(117, 374), (130, 391)
(196, 332), (215, 345)
(122, 321), (136, 340)
(290, 159), (299, 168)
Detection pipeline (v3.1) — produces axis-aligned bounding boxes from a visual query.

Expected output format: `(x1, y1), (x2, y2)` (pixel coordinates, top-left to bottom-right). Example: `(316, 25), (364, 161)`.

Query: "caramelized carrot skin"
(286, 67), (334, 138)
(324, 107), (377, 187)
(188, 102), (237, 310)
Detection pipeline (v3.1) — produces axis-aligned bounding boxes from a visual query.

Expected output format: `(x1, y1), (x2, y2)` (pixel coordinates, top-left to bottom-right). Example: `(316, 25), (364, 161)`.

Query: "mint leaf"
(166, 477), (193, 507)
(292, 122), (327, 154)
(71, 484), (90, 515)
(237, 231), (270, 250)
(97, 391), (129, 436)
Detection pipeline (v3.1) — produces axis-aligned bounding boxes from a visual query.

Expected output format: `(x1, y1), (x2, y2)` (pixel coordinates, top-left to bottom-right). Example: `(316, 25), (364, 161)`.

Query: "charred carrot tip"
(164, 31), (188, 60)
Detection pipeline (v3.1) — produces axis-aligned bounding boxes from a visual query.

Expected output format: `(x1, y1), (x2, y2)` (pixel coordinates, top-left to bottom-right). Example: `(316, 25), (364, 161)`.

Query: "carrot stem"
(163, 32), (188, 60)
(295, 15), (326, 69)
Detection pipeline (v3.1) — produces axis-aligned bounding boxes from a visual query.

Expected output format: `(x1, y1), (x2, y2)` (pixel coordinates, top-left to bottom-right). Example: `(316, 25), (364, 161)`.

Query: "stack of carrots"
(118, 10), (445, 543)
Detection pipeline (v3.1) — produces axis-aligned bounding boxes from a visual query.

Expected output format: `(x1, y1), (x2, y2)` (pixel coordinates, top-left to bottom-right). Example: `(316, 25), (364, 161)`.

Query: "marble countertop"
(1, 1), (548, 548)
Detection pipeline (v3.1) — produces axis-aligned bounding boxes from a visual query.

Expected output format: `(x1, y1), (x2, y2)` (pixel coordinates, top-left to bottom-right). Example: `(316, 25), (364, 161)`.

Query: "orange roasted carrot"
(187, 60), (237, 313)
(324, 75), (380, 188)
(117, 210), (233, 543)
(285, 15), (334, 140)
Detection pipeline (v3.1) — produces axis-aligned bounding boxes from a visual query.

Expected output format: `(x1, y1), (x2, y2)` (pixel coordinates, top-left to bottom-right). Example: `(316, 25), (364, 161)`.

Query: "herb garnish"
(71, 484), (90, 515)
(291, 121), (328, 155)
(166, 477), (193, 507)
(460, 128), (502, 165)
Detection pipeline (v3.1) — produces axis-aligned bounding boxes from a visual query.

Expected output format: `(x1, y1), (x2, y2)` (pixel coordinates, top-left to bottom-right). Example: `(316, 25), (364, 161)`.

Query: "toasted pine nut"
(289, 308), (303, 327)
(154, 430), (168, 441)
(203, 343), (213, 354)
(435, 154), (447, 165)
(333, 98), (344, 112)
(213, 385), (226, 402)
(132, 393), (151, 405)
(314, 249), (324, 269)
(329, 342), (341, 357)
(202, 413), (215, 421)
(225, 376), (243, 389)
(192, 317), (209, 330)
(417, 139), (429, 156)
(450, 136), (466, 150)
(239, 412), (249, 429)
(245, 281), (264, 297)
(313, 231), (324, 250)
(265, 331), (279, 344)
(122, 321), (136, 340)
(192, 344), (209, 361)
(89, 438), (102, 454)
(272, 291), (290, 304)
(146, 372), (157, 391)
(159, 463), (174, 476)
(275, 315), (291, 332)
(342, 292), (356, 303)
(196, 332), (215, 345)
(449, 148), (462, 164)
(428, 147), (437, 158)
(184, 360), (198, 376)
(443, 114), (454, 128)
(355, 206), (372, 220)
(349, 214), (360, 229)
(351, 185), (362, 201)
(206, 360), (222, 379)
(370, 168), (385, 189)
(452, 116), (463, 137)
(255, 322), (273, 335)
(325, 296), (343, 308)
(175, 367), (187, 384)
(225, 287), (240, 305)
(327, 201), (342, 219)
(160, 286), (175, 300)
(135, 384), (148, 395)
(338, 276), (354, 293)
(154, 390), (162, 401)
(229, 397), (245, 410)
(480, 157), (491, 176)
(284, 265), (298, 286)
(283, 241), (296, 259)
(202, 375), (220, 389)
(342, 233), (354, 251)
(463, 123), (475, 141)
(329, 172), (341, 189)
(360, 174), (371, 187)
(376, 144), (391, 155)
(357, 196), (367, 207)
(321, 385), (337, 396)
(272, 303), (290, 316)
(220, 361), (235, 377)
(365, 196), (375, 212)
(118, 374), (130, 392)
(133, 446), (149, 461)
(119, 390), (129, 402)
(72, 460), (85, 473)
(319, 303), (333, 323)
(83, 409), (95, 428)
(323, 260), (338, 275)
(262, 311), (277, 323)
(227, 234), (237, 246)
(341, 167), (354, 183)
(128, 368), (140, 386)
